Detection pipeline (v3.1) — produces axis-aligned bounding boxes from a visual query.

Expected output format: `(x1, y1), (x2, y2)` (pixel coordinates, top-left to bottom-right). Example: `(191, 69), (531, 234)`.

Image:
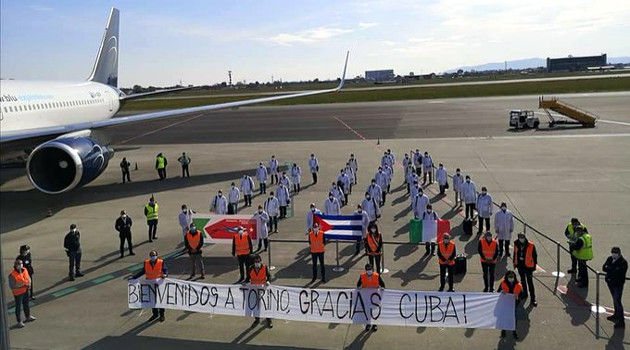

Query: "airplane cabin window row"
(2, 98), (106, 113)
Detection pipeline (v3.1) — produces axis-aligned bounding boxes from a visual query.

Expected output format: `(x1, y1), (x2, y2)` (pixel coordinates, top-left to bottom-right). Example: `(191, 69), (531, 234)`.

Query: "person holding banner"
(437, 233), (457, 292)
(499, 270), (522, 339)
(185, 223), (205, 280)
(130, 250), (168, 322)
(309, 221), (326, 283)
(232, 227), (253, 283)
(513, 232), (538, 306)
(412, 188), (429, 221)
(478, 231), (499, 292)
(357, 263), (385, 332)
(365, 223), (383, 273)
(247, 254), (273, 328)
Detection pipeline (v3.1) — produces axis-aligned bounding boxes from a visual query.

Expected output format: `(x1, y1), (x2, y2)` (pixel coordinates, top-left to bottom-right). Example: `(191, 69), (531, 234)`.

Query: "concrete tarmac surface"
(1, 92), (629, 349)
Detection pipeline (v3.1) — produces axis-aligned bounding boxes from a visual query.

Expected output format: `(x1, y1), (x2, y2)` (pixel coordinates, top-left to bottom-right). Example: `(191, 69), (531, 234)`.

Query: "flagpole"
(332, 240), (344, 272)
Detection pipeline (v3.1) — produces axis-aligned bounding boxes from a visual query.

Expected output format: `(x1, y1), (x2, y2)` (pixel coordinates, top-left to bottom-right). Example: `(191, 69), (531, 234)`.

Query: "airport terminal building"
(365, 69), (395, 83)
(546, 54), (607, 72)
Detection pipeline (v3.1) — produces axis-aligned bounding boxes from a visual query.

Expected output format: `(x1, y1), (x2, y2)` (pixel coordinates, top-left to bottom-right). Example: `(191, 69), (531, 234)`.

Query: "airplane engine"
(26, 137), (114, 194)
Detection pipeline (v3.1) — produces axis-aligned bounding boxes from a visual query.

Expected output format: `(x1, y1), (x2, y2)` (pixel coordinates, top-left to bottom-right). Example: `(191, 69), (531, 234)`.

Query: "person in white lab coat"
(344, 163), (355, 194)
(402, 153), (411, 183)
(422, 151), (433, 185)
(366, 179), (383, 207)
(178, 205), (195, 236)
(240, 174), (255, 207)
(476, 187), (493, 234)
(436, 163), (448, 195)
(360, 193), (381, 224)
(330, 182), (345, 207)
(354, 204), (371, 255)
(452, 168), (464, 206)
(269, 155), (279, 185)
(256, 163), (268, 195)
(383, 164), (393, 193)
(422, 204), (439, 256)
(280, 171), (291, 189)
(374, 167), (389, 205)
(324, 193), (341, 215)
(413, 149), (423, 176)
(276, 183), (290, 219)
(211, 190), (228, 214)
(228, 182), (240, 214)
(413, 188), (430, 219)
(348, 154), (358, 185)
(462, 175), (477, 220)
(337, 170), (351, 204)
(254, 205), (270, 251)
(494, 202), (514, 257)
(290, 164), (302, 194)
(406, 165), (418, 194)
(306, 203), (322, 233)
(264, 192), (280, 233)
(308, 154), (319, 184)
(410, 181), (420, 202)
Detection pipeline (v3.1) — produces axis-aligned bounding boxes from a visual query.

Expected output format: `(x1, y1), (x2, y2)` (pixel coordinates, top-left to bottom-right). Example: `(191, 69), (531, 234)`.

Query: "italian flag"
(409, 219), (450, 243)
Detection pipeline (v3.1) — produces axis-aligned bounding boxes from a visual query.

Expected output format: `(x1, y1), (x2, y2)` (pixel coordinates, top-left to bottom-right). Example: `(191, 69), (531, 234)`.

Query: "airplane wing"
(0, 52), (348, 144)
(119, 86), (194, 101)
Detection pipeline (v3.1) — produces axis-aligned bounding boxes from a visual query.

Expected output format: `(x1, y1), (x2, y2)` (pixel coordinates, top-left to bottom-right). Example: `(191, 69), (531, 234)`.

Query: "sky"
(1, 0), (629, 87)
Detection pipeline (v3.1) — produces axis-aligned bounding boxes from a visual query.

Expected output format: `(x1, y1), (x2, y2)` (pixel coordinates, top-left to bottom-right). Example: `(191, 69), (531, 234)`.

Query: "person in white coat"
(402, 153), (411, 182)
(387, 149), (395, 171)
(452, 168), (465, 206)
(211, 190), (228, 214)
(413, 149), (423, 176)
(269, 155), (279, 185)
(413, 188), (430, 219)
(254, 205), (270, 251)
(256, 163), (268, 195)
(344, 163), (355, 193)
(264, 192), (280, 233)
(374, 167), (389, 205)
(380, 152), (391, 169)
(337, 170), (351, 204)
(406, 165), (419, 194)
(410, 181), (420, 201)
(354, 204), (371, 255)
(436, 163), (448, 195)
(476, 187), (493, 234)
(290, 164), (302, 194)
(422, 151), (433, 184)
(348, 154), (358, 185)
(308, 154), (319, 184)
(462, 175), (477, 220)
(228, 182), (240, 214)
(306, 203), (322, 233)
(179, 205), (195, 236)
(280, 171), (291, 189)
(494, 202), (514, 257)
(422, 204), (439, 256)
(366, 179), (383, 207)
(330, 182), (345, 207)
(240, 174), (255, 207)
(324, 193), (341, 215)
(383, 164), (393, 193)
(361, 193), (381, 224)
(276, 183), (290, 219)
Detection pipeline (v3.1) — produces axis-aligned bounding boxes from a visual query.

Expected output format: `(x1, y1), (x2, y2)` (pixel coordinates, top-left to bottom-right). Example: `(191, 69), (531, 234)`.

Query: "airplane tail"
(88, 7), (119, 87)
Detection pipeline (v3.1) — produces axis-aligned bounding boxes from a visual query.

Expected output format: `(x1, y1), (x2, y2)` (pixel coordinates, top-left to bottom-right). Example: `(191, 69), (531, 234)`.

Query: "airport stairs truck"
(538, 96), (598, 128)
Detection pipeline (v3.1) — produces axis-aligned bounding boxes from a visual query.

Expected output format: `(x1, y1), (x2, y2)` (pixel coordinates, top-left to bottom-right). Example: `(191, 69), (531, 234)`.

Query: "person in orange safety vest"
(357, 263), (385, 332)
(232, 227), (253, 283)
(478, 231), (499, 292)
(8, 259), (36, 328)
(437, 233), (457, 292)
(247, 254), (273, 329)
(499, 270), (523, 340)
(129, 250), (168, 322)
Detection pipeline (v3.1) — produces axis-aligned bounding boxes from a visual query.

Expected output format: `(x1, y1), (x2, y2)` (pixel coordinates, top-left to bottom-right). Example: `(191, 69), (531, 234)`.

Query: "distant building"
(546, 54), (607, 72)
(365, 69), (395, 82)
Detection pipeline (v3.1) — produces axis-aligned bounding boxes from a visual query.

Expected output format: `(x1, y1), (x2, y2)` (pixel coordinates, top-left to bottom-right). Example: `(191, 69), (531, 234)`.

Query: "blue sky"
(1, 0), (629, 87)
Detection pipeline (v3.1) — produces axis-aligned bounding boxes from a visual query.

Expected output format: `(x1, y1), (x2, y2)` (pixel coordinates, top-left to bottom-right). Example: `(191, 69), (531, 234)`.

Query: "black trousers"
(257, 238), (269, 251)
(355, 240), (363, 255)
(122, 170), (131, 183)
(608, 284), (625, 321)
(244, 195), (252, 206)
(381, 191), (387, 205)
(268, 216), (278, 232)
(119, 233), (133, 256)
(368, 255), (382, 274)
(271, 174), (278, 184)
(181, 165), (190, 178)
(465, 203), (476, 219)
(311, 252), (325, 280)
(259, 183), (266, 194)
(439, 264), (454, 291)
(439, 184), (446, 195)
(280, 206), (287, 218)
(237, 254), (252, 281)
(228, 203), (238, 214)
(312, 172), (318, 184)
(147, 219), (158, 240)
(569, 245), (577, 270)
(14, 293), (30, 323)
(152, 308), (165, 317)
(68, 251), (82, 276)
(425, 242), (436, 254)
(517, 266), (536, 301)
(416, 168), (422, 176)
(498, 240), (511, 256)
(481, 262), (496, 291)
(577, 259), (589, 286)
(478, 217), (490, 233)
(423, 170), (432, 184)
(157, 168), (166, 179)
(293, 184), (301, 193)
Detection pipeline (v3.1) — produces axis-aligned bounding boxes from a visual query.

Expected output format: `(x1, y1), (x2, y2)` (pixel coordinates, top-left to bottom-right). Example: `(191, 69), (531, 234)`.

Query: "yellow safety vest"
(572, 234), (593, 261)
(145, 203), (159, 220)
(156, 156), (166, 169)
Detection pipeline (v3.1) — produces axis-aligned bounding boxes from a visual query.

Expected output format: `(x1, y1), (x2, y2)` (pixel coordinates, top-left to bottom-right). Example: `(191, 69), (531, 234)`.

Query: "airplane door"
(105, 91), (114, 112)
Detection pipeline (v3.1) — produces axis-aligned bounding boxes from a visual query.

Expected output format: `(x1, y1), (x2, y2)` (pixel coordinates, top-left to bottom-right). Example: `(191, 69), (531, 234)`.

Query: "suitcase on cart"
(453, 254), (467, 275)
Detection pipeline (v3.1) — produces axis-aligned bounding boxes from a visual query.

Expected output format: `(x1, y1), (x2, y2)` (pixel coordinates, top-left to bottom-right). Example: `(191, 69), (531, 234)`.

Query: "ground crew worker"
(254, 205), (270, 251)
(476, 187), (493, 235)
(437, 233), (456, 292)
(495, 202), (514, 258)
(348, 154), (358, 185)
(478, 231), (499, 292)
(177, 152), (191, 178)
(256, 163), (268, 194)
(291, 163), (302, 194)
(120, 157), (131, 183)
(308, 154), (319, 184)
(565, 218), (588, 274)
(355, 204), (370, 255)
(452, 168), (464, 206)
(324, 192), (341, 215)
(240, 174), (255, 207)
(357, 263), (385, 332)
(306, 203), (322, 233)
(64, 224), (83, 281)
(179, 205), (194, 236)
(129, 250), (168, 322)
(211, 189), (228, 214)
(155, 153), (167, 180)
(144, 196), (159, 242)
(499, 270), (522, 339)
(422, 151), (433, 185)
(360, 192), (381, 225)
(228, 182), (240, 214)
(264, 192), (280, 233)
(436, 163), (448, 195)
(277, 183), (290, 219)
(232, 227), (253, 283)
(603, 246), (627, 329)
(338, 170), (350, 204)
(309, 221), (326, 283)
(412, 188), (429, 219)
(366, 179), (382, 207)
(422, 205), (439, 256)
(17, 245), (35, 300)
(247, 254), (273, 328)
(513, 232), (537, 306)
(365, 223), (383, 273)
(462, 175), (477, 220)
(115, 210), (134, 258)
(8, 259), (36, 328)
(185, 223), (205, 279)
(570, 227), (593, 288)
(413, 149), (423, 176)
(269, 155), (279, 185)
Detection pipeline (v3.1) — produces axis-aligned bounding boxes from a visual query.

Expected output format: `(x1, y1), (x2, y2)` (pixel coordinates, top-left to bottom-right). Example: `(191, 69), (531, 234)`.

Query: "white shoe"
(25, 316), (36, 322)
(16, 322), (25, 328)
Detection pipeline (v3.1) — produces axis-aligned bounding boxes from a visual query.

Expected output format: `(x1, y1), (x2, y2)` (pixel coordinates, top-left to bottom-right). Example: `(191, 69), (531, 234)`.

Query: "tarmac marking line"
(52, 286), (79, 298)
(333, 116), (367, 141)
(598, 119), (630, 127)
(92, 274), (115, 284)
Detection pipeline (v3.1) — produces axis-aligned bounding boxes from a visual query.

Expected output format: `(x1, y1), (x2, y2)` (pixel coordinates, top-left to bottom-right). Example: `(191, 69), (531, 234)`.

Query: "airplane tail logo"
(88, 8), (119, 88)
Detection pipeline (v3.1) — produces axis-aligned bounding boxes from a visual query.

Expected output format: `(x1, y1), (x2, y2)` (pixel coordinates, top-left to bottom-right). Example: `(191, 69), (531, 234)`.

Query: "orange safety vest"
(9, 269), (30, 296)
(438, 241), (455, 266)
(513, 242), (536, 268)
(249, 265), (268, 285)
(367, 233), (382, 256)
(500, 280), (523, 296)
(360, 272), (380, 288)
(309, 230), (325, 253)
(144, 259), (164, 279)
(479, 238), (498, 264)
(186, 231), (202, 251)
(234, 233), (251, 256)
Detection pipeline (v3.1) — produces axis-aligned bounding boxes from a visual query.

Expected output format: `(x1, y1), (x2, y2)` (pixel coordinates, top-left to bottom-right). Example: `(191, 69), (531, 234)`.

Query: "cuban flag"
(314, 214), (364, 241)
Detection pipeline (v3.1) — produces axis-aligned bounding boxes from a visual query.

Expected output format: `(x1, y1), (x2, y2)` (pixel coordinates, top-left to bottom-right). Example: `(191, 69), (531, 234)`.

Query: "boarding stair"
(538, 96), (598, 128)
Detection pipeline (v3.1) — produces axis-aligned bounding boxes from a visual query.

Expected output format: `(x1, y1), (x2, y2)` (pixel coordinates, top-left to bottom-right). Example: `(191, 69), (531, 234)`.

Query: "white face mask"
(258, 210), (262, 214)
(611, 253), (620, 259)
(358, 209), (362, 213)
(370, 228), (377, 233)
(519, 238), (525, 243)
(254, 263), (262, 268)
(443, 239), (450, 244)
(507, 277), (515, 283)
(150, 256), (157, 262)
(466, 179), (470, 183)
(427, 210), (432, 214)
(501, 207), (506, 211)
(122, 214), (127, 218)
(72, 228), (77, 233)
(239, 230), (244, 235)
(366, 270), (373, 276)
(486, 236), (492, 241)
(311, 208), (316, 212)
(183, 210), (187, 213)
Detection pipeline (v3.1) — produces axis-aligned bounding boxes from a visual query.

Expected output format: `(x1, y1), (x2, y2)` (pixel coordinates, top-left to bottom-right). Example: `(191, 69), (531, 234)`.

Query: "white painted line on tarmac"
(598, 119), (630, 127)
(400, 133), (630, 142)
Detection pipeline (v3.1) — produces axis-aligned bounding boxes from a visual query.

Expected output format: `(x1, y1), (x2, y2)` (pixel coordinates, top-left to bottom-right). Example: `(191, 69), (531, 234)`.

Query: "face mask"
(218, 193), (222, 196)
(190, 227), (196, 232)
(255, 263), (262, 268)
(329, 196), (333, 200)
(611, 253), (620, 259)
(258, 210), (262, 214)
(443, 239), (450, 244)
(507, 277), (515, 283)
(150, 256), (157, 262)
(486, 236), (492, 242)
(501, 207), (506, 211)
(466, 179), (470, 183)
(22, 251), (28, 256)
(456, 172), (460, 175)
(366, 196), (371, 200)
(72, 228), (77, 233)
(427, 210), (432, 214)
(239, 230), (244, 235)
(366, 270), (373, 276)
(519, 238), (525, 243)
(370, 228), (376, 233)
(482, 192), (487, 195)
(182, 210), (187, 213)
(122, 214), (127, 218)
(311, 208), (316, 212)
(358, 209), (362, 213)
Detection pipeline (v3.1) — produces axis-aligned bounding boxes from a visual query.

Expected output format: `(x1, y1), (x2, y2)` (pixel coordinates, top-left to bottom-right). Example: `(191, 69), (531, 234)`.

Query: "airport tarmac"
(1, 92), (629, 349)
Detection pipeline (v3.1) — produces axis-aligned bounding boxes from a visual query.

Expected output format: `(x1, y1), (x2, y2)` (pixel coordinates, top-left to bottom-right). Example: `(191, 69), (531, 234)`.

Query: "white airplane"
(0, 8), (348, 194)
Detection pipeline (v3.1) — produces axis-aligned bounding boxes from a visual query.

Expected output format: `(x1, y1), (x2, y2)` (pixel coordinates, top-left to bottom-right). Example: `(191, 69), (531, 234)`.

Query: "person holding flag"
(357, 263), (385, 332)
(246, 254), (273, 329)
(232, 227), (253, 283)
(364, 223), (383, 273)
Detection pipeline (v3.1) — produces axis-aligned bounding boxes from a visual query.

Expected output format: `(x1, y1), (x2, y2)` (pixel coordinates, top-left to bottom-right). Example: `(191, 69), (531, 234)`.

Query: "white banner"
(128, 278), (515, 330)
